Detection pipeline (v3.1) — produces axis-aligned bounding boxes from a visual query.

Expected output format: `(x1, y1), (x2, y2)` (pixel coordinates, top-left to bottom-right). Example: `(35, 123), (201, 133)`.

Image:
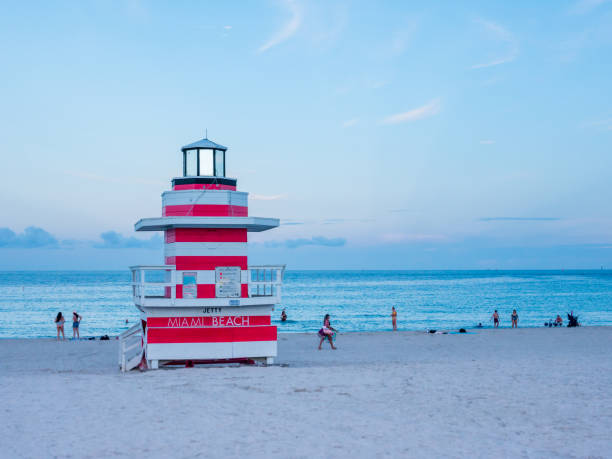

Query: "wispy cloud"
(479, 217), (560, 222)
(258, 0), (303, 53)
(480, 139), (495, 144)
(0, 227), (58, 248)
(0, 226), (163, 250)
(265, 236), (346, 249)
(471, 19), (519, 69)
(224, 25), (232, 30)
(94, 231), (162, 249)
(381, 98), (441, 125)
(250, 193), (287, 201)
(583, 118), (612, 130)
(342, 118), (359, 128)
(569, 0), (611, 14)
(380, 233), (445, 243)
(281, 220), (304, 226)
(65, 170), (166, 186)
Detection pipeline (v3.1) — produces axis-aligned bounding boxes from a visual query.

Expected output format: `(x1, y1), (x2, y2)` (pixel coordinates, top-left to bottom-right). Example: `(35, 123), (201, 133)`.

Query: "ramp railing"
(118, 324), (143, 372)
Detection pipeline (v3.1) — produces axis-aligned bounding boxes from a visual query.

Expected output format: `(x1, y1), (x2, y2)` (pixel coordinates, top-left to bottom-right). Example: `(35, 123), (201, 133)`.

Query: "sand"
(1, 327), (611, 458)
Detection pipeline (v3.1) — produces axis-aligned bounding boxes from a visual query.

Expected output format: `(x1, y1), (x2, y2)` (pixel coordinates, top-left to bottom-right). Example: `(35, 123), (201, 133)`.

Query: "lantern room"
(181, 136), (226, 177)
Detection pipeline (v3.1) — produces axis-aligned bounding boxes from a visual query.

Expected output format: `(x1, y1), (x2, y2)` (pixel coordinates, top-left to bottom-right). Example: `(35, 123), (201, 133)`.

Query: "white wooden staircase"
(118, 324), (143, 372)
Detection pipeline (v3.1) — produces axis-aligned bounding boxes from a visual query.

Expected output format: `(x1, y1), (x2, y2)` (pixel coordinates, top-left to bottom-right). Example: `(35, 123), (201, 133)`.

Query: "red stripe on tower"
(166, 256), (248, 270)
(163, 205), (248, 217)
(175, 283), (248, 298)
(147, 325), (277, 344)
(173, 184), (237, 191)
(147, 316), (271, 327)
(165, 228), (247, 243)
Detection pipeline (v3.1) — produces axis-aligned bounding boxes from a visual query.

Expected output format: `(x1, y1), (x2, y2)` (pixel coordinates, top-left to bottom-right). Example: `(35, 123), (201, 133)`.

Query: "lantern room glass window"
(182, 147), (227, 177)
(184, 149), (197, 176)
(214, 149), (225, 176)
(199, 149), (214, 176)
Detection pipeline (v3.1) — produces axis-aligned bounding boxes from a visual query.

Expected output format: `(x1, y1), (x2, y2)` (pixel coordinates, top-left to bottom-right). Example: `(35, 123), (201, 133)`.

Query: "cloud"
(479, 217), (560, 222)
(65, 170), (166, 186)
(569, 0), (611, 14)
(583, 118), (612, 130)
(342, 118), (359, 128)
(388, 20), (418, 57)
(258, 0), (303, 53)
(250, 193), (287, 201)
(94, 231), (162, 249)
(480, 140), (495, 144)
(471, 19), (519, 69)
(0, 227), (58, 248)
(281, 220), (304, 226)
(224, 25), (232, 30)
(381, 98), (441, 125)
(380, 233), (445, 243)
(265, 236), (346, 249)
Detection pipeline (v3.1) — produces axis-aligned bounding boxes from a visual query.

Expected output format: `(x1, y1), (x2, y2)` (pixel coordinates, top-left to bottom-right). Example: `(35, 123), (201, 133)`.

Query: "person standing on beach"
(318, 314), (337, 350)
(391, 306), (397, 331)
(491, 310), (500, 328)
(72, 312), (82, 339)
(55, 312), (65, 341)
(511, 310), (519, 328)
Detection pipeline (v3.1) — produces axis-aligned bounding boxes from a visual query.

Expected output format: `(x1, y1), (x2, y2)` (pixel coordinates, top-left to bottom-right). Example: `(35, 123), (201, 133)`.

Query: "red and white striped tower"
(129, 136), (283, 369)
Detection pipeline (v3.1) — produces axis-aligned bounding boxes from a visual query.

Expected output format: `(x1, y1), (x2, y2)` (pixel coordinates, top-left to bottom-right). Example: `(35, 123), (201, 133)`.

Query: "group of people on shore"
(54, 312), (82, 341)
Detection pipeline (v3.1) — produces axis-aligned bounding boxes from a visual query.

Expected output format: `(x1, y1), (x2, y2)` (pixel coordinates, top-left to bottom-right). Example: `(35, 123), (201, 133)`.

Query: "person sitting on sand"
(281, 309), (287, 322)
(391, 306), (397, 331)
(491, 310), (500, 328)
(555, 315), (563, 326)
(55, 312), (65, 341)
(72, 312), (82, 339)
(511, 309), (519, 328)
(318, 314), (337, 350)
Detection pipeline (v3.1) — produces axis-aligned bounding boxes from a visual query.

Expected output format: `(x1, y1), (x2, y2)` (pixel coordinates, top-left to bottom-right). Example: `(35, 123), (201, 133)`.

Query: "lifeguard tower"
(119, 135), (284, 371)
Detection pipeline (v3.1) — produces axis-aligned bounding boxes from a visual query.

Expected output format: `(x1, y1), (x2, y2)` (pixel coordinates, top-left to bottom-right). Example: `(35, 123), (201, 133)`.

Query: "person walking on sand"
(72, 312), (82, 339)
(55, 312), (65, 341)
(491, 310), (500, 328)
(318, 314), (337, 350)
(511, 309), (519, 328)
(391, 306), (398, 331)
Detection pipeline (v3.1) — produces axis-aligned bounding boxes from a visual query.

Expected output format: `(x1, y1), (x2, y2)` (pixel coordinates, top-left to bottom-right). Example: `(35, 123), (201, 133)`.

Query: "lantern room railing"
(129, 265), (285, 307)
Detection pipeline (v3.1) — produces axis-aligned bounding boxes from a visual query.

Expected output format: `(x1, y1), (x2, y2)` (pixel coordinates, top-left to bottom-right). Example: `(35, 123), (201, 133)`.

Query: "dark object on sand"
(459, 328), (466, 333)
(567, 313), (580, 328)
(476, 323), (483, 328)
(428, 329), (436, 334)
(100, 335), (110, 340)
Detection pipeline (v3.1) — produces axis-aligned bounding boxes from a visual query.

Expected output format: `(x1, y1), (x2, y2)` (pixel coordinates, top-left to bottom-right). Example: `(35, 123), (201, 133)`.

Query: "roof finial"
(205, 128), (208, 139)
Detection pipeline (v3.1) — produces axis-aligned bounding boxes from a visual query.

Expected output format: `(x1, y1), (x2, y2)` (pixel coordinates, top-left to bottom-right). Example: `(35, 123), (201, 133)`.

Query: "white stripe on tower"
(164, 242), (248, 258)
(162, 190), (248, 207)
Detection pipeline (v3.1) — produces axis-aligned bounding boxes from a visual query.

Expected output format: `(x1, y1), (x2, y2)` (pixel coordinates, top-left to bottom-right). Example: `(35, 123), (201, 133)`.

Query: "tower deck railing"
(129, 264), (285, 307)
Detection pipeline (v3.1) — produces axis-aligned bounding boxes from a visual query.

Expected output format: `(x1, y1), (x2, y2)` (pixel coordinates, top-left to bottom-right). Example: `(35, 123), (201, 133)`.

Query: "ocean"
(1, 270), (611, 338)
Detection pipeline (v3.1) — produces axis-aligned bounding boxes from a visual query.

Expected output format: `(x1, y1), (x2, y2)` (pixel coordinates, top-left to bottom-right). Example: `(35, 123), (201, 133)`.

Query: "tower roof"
(181, 137), (227, 151)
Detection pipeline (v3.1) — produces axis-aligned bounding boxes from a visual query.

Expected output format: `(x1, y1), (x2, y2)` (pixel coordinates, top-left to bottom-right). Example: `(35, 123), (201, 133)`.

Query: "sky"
(1, 0), (611, 269)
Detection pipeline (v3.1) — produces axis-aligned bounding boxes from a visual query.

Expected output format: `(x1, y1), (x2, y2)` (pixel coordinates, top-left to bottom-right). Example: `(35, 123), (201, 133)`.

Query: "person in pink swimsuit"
(318, 314), (337, 350)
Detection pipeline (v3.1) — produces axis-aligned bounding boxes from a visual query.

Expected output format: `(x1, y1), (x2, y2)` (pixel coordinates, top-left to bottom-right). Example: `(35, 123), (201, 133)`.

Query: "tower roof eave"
(181, 138), (227, 151)
(134, 216), (279, 232)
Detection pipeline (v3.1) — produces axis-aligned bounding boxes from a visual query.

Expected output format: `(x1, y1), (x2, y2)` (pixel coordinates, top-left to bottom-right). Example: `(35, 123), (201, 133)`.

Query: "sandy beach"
(1, 327), (611, 458)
